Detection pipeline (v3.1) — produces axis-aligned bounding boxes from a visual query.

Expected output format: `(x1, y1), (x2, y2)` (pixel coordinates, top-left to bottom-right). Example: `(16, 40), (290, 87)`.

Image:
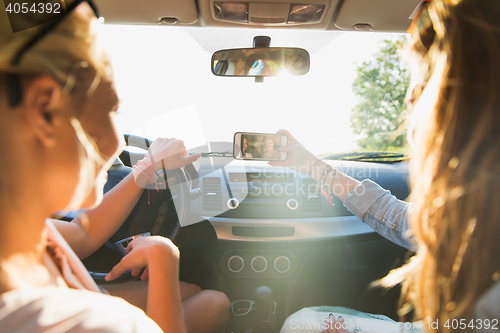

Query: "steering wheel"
(87, 134), (193, 284)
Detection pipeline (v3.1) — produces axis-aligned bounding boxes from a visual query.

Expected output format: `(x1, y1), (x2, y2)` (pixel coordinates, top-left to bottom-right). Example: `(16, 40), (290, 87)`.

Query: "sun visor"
(95, 0), (198, 25)
(334, 0), (421, 32)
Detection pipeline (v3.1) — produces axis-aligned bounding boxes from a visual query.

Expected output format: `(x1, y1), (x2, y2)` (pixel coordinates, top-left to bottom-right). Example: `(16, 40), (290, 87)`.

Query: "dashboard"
(190, 159), (410, 242)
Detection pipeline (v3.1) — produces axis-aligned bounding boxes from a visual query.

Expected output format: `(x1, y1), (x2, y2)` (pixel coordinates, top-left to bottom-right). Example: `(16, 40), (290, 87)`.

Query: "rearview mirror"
(211, 47), (310, 77)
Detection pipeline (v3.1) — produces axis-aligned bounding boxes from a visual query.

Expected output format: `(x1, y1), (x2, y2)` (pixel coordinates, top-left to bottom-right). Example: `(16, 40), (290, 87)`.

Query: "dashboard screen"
(229, 172), (294, 183)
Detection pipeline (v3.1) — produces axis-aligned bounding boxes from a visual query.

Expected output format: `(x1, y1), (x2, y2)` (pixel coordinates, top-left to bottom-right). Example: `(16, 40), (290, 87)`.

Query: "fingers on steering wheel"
(150, 137), (176, 155)
(106, 250), (142, 281)
(162, 140), (185, 161)
(126, 236), (140, 253)
(105, 261), (124, 281)
(152, 138), (199, 170)
(172, 140), (187, 155)
(184, 152), (199, 165)
(167, 141), (198, 168)
(131, 267), (148, 279)
(141, 266), (149, 281)
(131, 268), (142, 277)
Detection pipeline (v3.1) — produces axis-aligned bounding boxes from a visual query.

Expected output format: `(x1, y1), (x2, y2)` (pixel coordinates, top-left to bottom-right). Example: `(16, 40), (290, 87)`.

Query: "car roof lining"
(94, 0), (423, 33)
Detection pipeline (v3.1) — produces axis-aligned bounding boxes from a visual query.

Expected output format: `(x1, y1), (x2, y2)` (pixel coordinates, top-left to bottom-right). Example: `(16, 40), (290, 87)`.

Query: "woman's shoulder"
(0, 287), (161, 333)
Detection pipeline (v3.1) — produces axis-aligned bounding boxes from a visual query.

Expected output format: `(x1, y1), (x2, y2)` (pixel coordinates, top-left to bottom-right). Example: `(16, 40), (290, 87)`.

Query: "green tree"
(351, 36), (411, 151)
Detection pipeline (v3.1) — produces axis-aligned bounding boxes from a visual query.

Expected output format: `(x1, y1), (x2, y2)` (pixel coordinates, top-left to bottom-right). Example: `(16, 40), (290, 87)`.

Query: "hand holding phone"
(233, 132), (288, 161)
(267, 129), (319, 174)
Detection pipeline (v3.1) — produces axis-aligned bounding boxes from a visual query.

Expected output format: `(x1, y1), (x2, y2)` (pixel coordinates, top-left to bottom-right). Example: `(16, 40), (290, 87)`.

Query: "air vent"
(303, 178), (322, 213)
(203, 177), (222, 211)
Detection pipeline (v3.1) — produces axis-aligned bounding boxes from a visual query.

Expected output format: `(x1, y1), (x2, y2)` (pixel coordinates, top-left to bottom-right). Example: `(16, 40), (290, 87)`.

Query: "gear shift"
(255, 286), (274, 321)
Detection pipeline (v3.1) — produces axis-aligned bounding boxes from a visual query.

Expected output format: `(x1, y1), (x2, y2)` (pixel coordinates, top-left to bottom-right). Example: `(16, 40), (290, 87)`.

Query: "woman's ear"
(21, 76), (64, 147)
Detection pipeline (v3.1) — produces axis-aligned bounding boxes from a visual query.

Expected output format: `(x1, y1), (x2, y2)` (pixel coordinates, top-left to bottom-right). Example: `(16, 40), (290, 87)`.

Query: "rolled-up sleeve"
(344, 179), (416, 251)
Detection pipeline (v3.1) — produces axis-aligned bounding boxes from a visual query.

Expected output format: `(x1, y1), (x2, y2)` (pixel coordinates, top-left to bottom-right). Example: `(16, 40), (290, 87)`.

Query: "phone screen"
(233, 132), (288, 161)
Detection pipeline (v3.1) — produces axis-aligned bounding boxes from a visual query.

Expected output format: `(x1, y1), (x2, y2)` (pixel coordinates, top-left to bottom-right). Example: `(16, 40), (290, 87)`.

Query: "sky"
(97, 24), (407, 156)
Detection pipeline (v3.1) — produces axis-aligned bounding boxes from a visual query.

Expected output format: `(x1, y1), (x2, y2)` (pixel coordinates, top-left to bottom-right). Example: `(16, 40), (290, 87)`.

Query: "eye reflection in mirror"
(211, 47), (310, 77)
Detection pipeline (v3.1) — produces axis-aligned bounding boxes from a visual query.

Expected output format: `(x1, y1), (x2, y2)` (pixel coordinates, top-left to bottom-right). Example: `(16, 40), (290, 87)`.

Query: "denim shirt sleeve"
(343, 179), (416, 251)
(473, 281), (500, 332)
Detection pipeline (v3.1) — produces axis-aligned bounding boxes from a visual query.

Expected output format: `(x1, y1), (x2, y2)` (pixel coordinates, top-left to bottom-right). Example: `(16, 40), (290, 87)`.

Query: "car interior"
(65, 0), (422, 332)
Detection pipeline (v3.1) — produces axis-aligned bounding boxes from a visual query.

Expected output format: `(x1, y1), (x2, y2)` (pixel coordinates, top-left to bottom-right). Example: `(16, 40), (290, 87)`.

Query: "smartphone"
(233, 132), (288, 161)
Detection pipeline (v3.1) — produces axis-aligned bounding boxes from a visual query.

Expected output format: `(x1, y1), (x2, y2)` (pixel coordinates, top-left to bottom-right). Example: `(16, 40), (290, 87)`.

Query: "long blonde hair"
(380, 0), (500, 330)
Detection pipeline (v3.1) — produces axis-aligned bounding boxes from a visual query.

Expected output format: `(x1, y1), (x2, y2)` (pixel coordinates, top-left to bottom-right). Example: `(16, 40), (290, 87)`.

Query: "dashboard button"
(251, 256), (268, 273)
(227, 198), (240, 209)
(287, 198), (299, 210)
(274, 256), (291, 273)
(228, 255), (244, 273)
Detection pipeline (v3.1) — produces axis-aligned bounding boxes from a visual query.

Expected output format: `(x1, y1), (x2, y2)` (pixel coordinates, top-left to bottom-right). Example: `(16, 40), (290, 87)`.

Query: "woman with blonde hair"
(278, 0), (500, 331)
(391, 0), (500, 327)
(0, 1), (191, 331)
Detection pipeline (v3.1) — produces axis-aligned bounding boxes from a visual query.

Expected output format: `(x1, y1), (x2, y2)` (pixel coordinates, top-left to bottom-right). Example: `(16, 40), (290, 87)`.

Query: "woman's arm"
(53, 171), (145, 259)
(268, 129), (362, 202)
(343, 179), (414, 250)
(270, 129), (415, 250)
(105, 236), (187, 333)
(308, 159), (414, 249)
(55, 138), (199, 259)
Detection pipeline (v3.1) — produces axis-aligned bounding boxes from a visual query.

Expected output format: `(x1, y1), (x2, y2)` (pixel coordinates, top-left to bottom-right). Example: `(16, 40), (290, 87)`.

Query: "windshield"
(99, 26), (409, 158)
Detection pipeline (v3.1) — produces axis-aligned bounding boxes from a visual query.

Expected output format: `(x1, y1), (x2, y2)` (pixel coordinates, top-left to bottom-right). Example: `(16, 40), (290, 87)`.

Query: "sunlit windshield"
(99, 26), (409, 158)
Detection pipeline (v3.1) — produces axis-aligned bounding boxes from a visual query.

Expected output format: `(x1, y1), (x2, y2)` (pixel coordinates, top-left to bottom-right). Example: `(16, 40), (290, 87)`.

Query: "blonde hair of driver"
(380, 0), (500, 330)
(0, 2), (111, 84)
(0, 2), (114, 211)
(0, 4), (187, 332)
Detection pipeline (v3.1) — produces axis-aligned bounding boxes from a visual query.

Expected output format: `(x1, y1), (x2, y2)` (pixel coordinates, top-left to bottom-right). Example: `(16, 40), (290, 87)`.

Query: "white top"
(0, 220), (162, 333)
(0, 287), (162, 333)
